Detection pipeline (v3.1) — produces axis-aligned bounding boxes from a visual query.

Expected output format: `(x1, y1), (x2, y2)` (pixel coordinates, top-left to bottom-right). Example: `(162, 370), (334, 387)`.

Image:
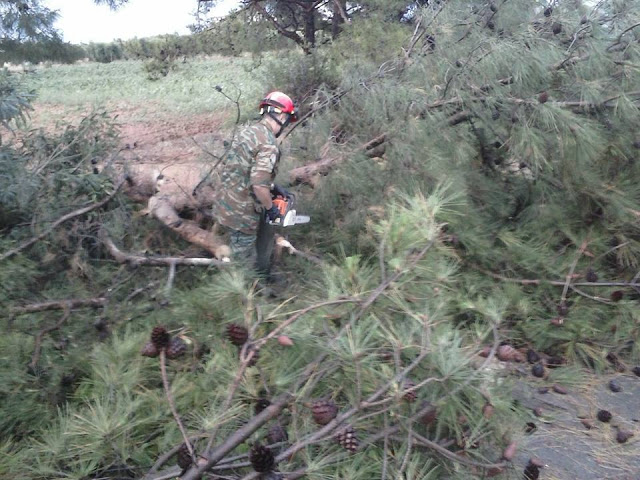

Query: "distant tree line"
(0, 38), (85, 64)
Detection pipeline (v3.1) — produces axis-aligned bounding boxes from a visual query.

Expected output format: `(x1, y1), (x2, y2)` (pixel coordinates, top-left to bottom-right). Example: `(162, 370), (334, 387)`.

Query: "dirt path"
(512, 372), (640, 480)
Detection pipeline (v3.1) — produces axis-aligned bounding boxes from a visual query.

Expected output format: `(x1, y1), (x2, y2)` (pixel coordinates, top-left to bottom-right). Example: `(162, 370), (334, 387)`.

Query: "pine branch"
(203, 340), (260, 453)
(608, 22), (640, 51)
(253, 297), (358, 352)
(411, 431), (508, 471)
(569, 285), (613, 304)
(0, 178), (125, 262)
(160, 349), (195, 462)
(561, 239), (589, 305)
(474, 265), (640, 289)
(28, 305), (70, 371)
(180, 394), (292, 480)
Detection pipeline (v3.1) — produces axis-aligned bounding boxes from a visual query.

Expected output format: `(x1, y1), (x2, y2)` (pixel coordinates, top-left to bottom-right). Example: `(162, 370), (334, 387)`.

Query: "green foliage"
(0, 39), (86, 64)
(143, 57), (173, 81)
(3, 0), (640, 479)
(0, 0), (59, 42)
(0, 70), (33, 132)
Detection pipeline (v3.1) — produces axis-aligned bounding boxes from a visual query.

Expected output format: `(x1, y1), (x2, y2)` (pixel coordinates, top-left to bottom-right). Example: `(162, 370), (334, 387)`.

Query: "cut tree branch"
(10, 297), (106, 316)
(1, 178), (125, 262)
(274, 235), (323, 264)
(100, 230), (229, 267)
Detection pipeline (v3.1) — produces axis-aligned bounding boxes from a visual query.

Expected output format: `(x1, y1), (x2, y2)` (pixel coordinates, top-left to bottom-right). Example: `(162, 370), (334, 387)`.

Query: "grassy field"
(21, 55), (270, 121)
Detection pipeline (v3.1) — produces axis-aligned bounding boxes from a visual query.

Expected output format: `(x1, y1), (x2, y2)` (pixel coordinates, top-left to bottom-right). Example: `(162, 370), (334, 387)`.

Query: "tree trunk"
(332, 0), (347, 39)
(304, 3), (316, 50)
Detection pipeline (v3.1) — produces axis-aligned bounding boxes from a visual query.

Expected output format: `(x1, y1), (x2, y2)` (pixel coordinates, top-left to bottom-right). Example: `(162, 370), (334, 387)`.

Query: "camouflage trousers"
(226, 215), (276, 276)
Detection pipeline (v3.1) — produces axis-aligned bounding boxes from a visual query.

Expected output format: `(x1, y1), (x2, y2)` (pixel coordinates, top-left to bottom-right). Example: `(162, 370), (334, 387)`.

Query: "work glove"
(266, 204), (281, 222)
(271, 184), (291, 199)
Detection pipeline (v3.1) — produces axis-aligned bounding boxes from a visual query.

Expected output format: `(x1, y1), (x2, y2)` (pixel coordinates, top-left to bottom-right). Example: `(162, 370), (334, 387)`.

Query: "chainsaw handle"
(270, 183), (292, 200)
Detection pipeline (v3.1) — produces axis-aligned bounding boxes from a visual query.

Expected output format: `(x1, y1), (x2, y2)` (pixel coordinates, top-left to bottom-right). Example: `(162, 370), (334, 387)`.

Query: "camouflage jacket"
(210, 121), (280, 234)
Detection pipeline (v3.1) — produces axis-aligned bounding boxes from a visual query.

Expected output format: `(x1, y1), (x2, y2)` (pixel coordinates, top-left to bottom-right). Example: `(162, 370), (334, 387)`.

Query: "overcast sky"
(44, 0), (239, 44)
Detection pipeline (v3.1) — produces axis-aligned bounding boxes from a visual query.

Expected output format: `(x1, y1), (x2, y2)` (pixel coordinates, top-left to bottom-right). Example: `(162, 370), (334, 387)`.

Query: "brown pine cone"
(166, 337), (187, 359)
(335, 424), (358, 453)
(141, 342), (159, 357)
(226, 323), (249, 346)
(176, 442), (192, 470)
(311, 400), (338, 426)
(151, 326), (170, 349)
(249, 443), (275, 473)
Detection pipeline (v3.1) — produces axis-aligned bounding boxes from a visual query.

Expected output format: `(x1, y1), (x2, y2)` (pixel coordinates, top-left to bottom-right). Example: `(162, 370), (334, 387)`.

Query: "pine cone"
(616, 428), (634, 444)
(176, 442), (192, 470)
(597, 409), (612, 422)
(335, 425), (359, 453)
(311, 400), (338, 426)
(267, 423), (288, 444)
(249, 443), (275, 473)
(531, 363), (545, 378)
(141, 341), (159, 358)
(586, 268), (598, 282)
(166, 337), (187, 359)
(226, 323), (249, 346)
(524, 461), (540, 480)
(526, 349), (540, 364)
(402, 379), (417, 403)
(610, 290), (624, 302)
(151, 326), (170, 350)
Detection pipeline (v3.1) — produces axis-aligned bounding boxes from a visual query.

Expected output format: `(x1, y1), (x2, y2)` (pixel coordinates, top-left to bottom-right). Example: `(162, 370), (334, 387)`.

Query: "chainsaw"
(268, 194), (311, 227)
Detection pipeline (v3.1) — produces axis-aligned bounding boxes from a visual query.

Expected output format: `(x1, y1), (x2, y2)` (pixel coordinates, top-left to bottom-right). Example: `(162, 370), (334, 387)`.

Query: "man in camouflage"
(210, 91), (298, 269)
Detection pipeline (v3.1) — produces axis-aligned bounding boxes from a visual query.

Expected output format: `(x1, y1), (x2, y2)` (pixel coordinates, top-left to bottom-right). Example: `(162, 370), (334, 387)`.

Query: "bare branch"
(160, 350), (195, 461)
(561, 239), (589, 303)
(411, 431), (508, 471)
(10, 297), (106, 316)
(100, 230), (229, 267)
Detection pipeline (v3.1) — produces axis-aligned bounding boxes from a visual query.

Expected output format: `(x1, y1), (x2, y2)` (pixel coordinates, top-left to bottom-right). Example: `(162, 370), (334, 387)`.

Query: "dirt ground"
(510, 371), (640, 480)
(28, 102), (231, 166)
